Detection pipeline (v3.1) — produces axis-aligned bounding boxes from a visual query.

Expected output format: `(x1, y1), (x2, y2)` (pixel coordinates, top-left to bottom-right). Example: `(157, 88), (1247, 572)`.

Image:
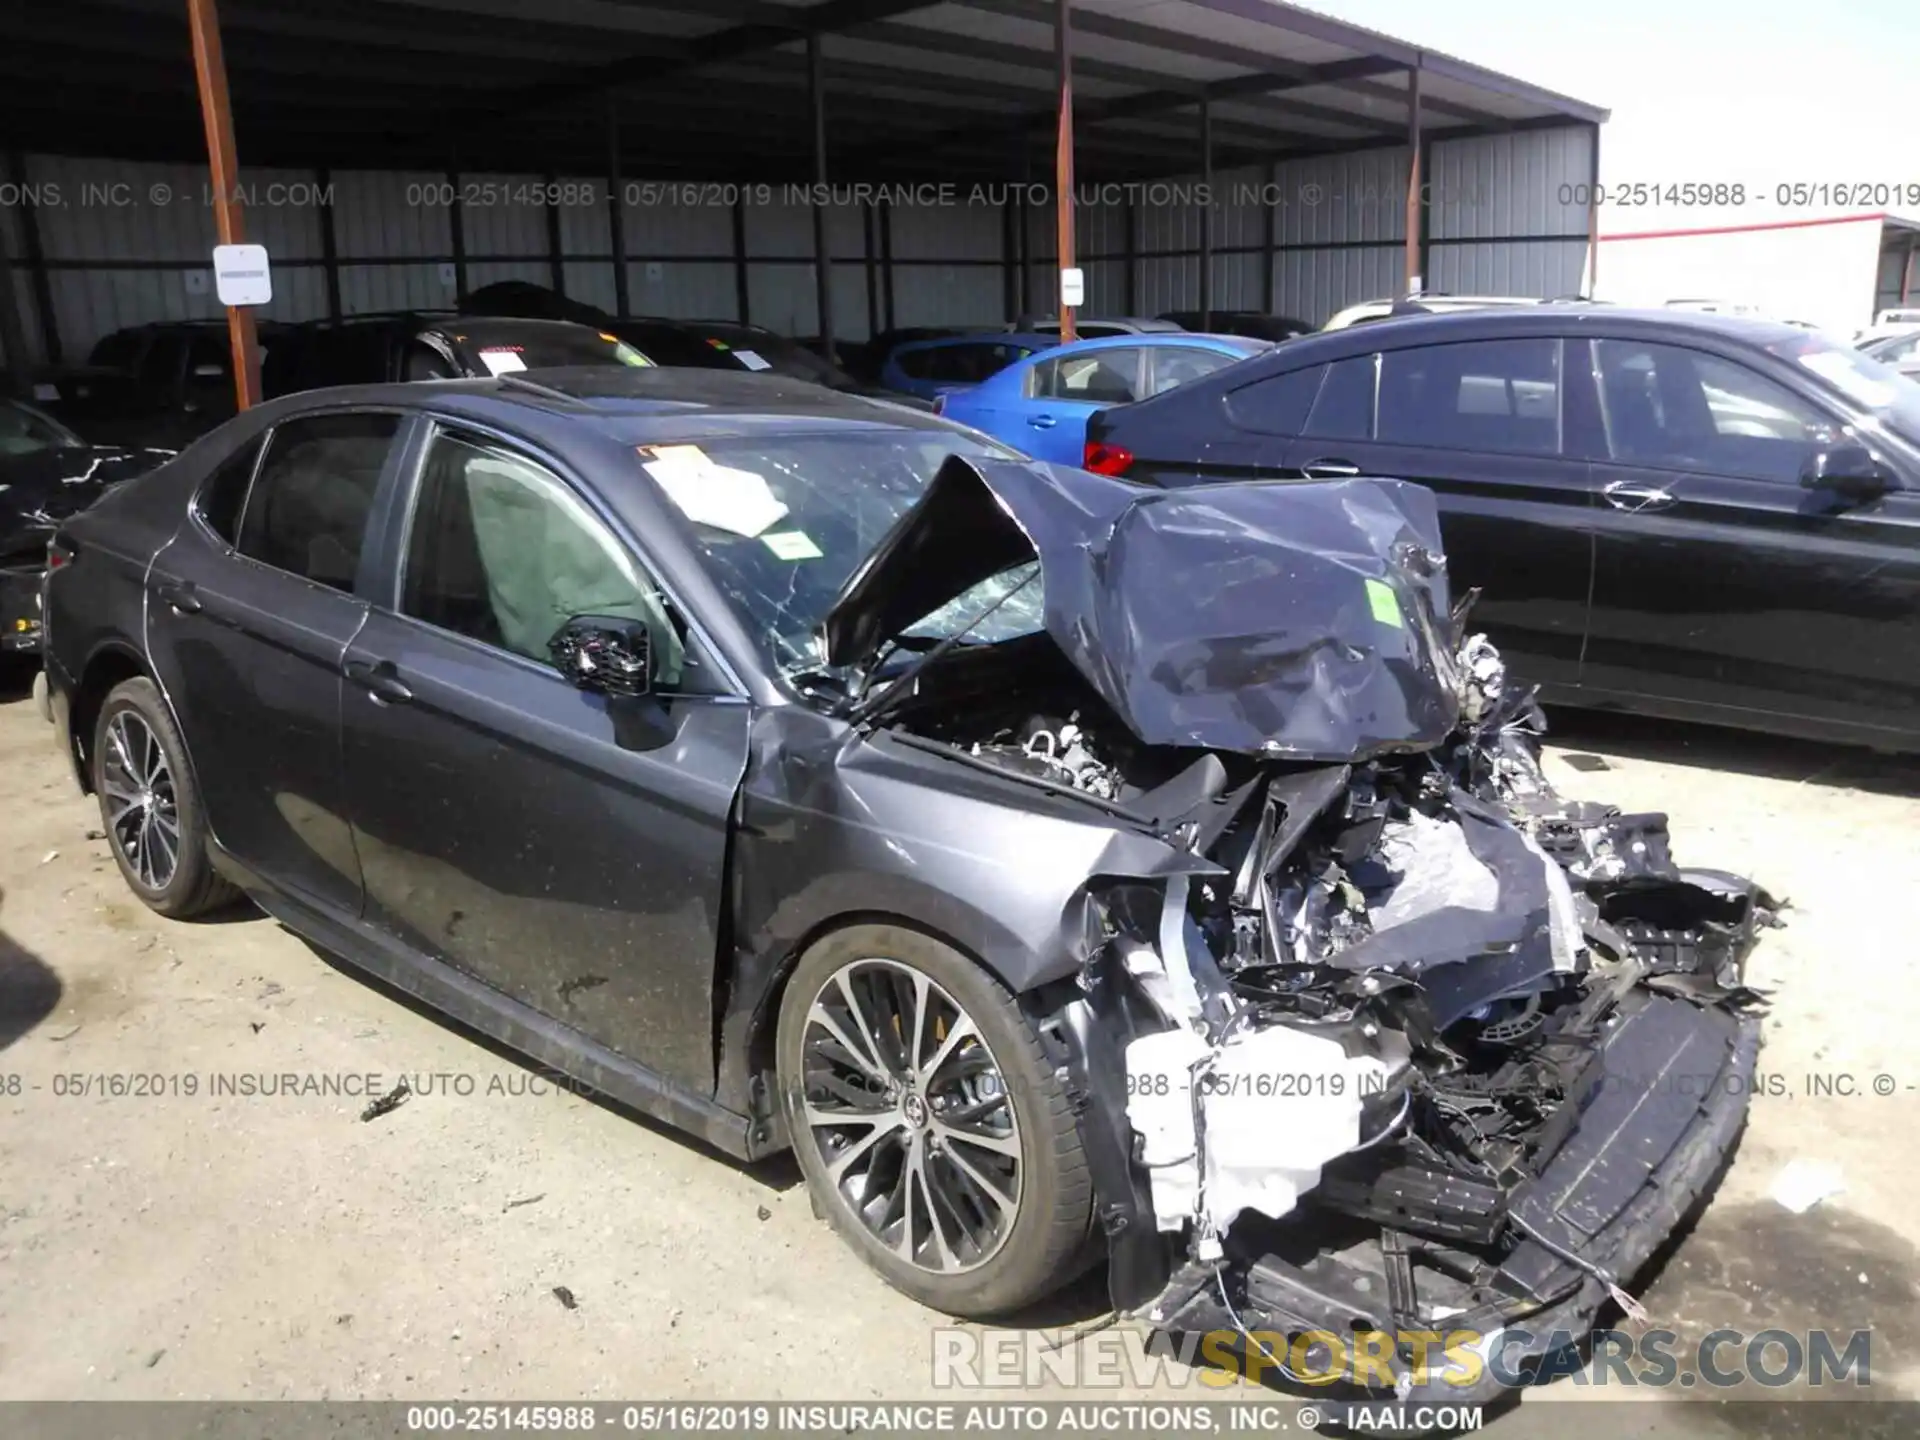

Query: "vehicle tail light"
(46, 537), (75, 572)
(931, 393), (947, 415)
(1082, 441), (1134, 476)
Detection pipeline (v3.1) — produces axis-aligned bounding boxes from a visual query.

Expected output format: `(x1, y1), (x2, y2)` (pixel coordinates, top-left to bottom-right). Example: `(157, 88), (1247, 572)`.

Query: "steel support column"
(1054, 0), (1076, 342)
(184, 0), (259, 409)
(607, 95), (630, 317)
(808, 33), (835, 362)
(1403, 59), (1423, 295)
(1586, 121), (1601, 298)
(1199, 96), (1213, 329)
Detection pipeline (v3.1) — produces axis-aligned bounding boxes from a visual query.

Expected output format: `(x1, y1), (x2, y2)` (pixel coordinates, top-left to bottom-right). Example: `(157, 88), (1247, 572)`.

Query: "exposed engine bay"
(883, 625), (1775, 1397)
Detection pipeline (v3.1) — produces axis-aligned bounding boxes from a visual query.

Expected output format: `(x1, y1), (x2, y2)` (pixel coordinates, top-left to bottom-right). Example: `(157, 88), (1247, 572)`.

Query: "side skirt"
(211, 845), (759, 1161)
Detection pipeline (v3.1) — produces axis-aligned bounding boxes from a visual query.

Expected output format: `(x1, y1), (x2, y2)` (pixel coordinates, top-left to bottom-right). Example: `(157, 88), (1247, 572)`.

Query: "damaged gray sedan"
(42, 371), (1774, 1405)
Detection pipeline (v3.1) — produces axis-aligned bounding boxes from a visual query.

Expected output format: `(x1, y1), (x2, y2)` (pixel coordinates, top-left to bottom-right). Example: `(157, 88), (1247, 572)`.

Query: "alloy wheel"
(101, 710), (181, 891)
(798, 958), (1023, 1274)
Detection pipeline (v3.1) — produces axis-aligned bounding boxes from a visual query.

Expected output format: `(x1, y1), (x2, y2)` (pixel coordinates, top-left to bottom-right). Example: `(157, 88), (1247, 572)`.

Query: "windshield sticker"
(762, 530), (824, 560)
(734, 350), (774, 372)
(1799, 350), (1898, 409)
(640, 444), (790, 537)
(1365, 578), (1404, 630)
(477, 349), (528, 376)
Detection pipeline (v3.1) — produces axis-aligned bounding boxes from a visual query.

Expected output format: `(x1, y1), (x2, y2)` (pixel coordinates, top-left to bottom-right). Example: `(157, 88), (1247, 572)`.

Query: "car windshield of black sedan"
(457, 329), (651, 375)
(636, 431), (1035, 670)
(0, 399), (83, 456)
(1777, 334), (1920, 446)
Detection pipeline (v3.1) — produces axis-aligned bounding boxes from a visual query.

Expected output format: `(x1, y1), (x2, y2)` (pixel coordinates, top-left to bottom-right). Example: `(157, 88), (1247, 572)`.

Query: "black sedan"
(1088, 305), (1920, 751)
(1, 395), (173, 657)
(41, 368), (1770, 1406)
(263, 314), (651, 396)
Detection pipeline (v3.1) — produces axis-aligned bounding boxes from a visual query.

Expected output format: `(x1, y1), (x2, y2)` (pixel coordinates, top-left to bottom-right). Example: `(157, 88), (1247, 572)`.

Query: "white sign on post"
(212, 244), (272, 307)
(1060, 266), (1085, 309)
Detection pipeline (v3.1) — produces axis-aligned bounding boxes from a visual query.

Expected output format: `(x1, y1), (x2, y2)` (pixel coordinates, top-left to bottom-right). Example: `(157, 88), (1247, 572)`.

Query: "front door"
(145, 411), (404, 913)
(339, 425), (750, 1093)
(1022, 346), (1145, 465)
(1581, 337), (1920, 736)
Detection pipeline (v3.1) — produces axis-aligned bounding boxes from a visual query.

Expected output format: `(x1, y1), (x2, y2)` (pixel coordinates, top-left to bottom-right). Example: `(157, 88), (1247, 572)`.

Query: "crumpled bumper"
(1142, 994), (1760, 1407)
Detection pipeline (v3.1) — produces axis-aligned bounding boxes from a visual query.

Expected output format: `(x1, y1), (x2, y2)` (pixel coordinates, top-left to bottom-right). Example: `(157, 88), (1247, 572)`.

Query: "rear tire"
(92, 677), (239, 919)
(776, 923), (1094, 1318)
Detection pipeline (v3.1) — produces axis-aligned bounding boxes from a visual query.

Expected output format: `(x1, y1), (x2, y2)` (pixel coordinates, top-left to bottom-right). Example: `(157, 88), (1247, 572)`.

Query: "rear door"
(144, 409), (406, 914)
(1020, 346), (1146, 464)
(338, 422), (750, 1094)
(1581, 336), (1920, 736)
(1276, 337), (1598, 689)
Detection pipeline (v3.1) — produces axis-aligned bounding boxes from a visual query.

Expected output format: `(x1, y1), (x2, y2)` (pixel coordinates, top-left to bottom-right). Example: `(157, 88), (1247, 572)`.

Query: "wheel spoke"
(833, 970), (894, 1080)
(919, 1014), (978, 1086)
(934, 1119), (1021, 1158)
(942, 1140), (1019, 1216)
(905, 971), (931, 1075)
(806, 1000), (889, 1085)
(810, 1109), (907, 1183)
(148, 817), (179, 880)
(912, 1151), (962, 1271)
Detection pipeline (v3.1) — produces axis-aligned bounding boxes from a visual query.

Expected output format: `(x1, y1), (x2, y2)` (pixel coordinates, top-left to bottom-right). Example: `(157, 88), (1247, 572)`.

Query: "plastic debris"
(1768, 1159), (1845, 1214)
(358, 1077), (411, 1123)
(551, 1286), (579, 1311)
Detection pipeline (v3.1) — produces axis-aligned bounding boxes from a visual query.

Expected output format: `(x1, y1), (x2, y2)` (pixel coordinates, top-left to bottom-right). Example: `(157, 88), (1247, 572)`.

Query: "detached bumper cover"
(1147, 994), (1759, 1406)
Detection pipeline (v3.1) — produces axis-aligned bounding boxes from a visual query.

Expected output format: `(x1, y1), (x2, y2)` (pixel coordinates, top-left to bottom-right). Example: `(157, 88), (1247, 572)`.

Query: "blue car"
(936, 333), (1270, 466)
(878, 332), (1058, 403)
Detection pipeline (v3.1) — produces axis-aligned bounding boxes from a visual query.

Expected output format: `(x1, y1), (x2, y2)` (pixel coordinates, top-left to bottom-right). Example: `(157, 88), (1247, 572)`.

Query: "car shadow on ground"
(1543, 705), (1920, 799)
(0, 887), (63, 1052)
(287, 932), (807, 1194)
(0, 657), (39, 704)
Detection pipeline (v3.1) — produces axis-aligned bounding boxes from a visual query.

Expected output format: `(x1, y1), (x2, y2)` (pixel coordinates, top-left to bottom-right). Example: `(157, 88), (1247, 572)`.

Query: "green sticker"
(1365, 577), (1403, 629)
(762, 530), (824, 561)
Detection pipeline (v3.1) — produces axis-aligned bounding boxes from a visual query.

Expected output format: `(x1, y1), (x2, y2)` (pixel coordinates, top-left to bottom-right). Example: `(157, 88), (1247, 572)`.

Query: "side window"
(195, 434), (267, 544)
(1032, 348), (1142, 403)
(1303, 355), (1377, 439)
(893, 347), (939, 381)
(1378, 339), (1562, 455)
(1146, 346), (1239, 397)
(236, 412), (399, 589)
(1595, 340), (1838, 482)
(1224, 365), (1326, 435)
(402, 431), (691, 689)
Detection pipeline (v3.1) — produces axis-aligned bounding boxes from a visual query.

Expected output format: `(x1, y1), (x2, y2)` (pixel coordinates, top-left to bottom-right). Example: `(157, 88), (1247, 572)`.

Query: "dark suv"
(1088, 306), (1920, 751)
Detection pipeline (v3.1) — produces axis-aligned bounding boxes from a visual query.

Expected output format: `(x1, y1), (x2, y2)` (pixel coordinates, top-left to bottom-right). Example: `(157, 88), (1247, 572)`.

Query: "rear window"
(1378, 339), (1562, 455)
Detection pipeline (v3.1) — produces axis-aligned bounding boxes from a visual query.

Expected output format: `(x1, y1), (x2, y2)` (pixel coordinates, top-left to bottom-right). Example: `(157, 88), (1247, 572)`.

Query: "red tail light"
(46, 538), (75, 572)
(931, 393), (947, 415)
(1082, 441), (1134, 476)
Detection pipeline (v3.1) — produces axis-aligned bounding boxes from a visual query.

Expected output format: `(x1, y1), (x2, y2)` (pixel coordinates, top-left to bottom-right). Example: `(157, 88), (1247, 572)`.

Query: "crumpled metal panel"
(826, 455), (1462, 762)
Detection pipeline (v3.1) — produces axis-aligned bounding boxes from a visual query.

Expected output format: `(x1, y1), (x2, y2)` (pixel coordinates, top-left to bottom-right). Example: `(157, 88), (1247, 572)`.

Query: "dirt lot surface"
(2, 664), (1916, 1437)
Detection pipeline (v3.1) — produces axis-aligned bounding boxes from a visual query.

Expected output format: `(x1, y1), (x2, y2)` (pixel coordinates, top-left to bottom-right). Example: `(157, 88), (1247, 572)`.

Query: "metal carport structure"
(0, 0), (1608, 397)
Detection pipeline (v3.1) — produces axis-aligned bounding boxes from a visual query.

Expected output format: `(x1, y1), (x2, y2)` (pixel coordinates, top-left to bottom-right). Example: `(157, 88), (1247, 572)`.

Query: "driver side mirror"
(1801, 443), (1893, 501)
(548, 614), (652, 698)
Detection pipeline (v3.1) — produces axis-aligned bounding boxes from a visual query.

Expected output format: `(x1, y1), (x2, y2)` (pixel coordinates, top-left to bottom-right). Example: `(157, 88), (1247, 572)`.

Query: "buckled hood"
(823, 454), (1463, 762)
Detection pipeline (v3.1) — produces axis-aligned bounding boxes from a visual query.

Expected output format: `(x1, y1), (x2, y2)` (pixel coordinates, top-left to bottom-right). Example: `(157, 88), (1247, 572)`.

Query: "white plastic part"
(1125, 1021), (1405, 1234)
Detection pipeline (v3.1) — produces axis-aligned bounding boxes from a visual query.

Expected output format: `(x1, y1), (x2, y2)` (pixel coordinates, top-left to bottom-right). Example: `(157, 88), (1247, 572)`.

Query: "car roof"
(1035, 332), (1264, 355)
(1300, 303), (1819, 350)
(264, 366), (962, 445)
(890, 332), (1058, 354)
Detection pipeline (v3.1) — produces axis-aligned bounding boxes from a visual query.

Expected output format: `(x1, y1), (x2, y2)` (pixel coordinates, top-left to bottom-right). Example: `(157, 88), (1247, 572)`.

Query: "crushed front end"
(1039, 647), (1775, 1404)
(822, 456), (1777, 1402)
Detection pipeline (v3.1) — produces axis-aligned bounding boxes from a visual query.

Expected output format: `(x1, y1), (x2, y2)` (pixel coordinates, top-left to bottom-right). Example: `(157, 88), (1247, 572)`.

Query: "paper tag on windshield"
(478, 349), (528, 376)
(762, 530), (823, 561)
(641, 444), (789, 537)
(1365, 578), (1403, 629)
(734, 350), (773, 372)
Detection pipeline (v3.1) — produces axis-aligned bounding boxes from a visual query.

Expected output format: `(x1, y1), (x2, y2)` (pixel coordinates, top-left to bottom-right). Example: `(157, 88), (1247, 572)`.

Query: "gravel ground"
(2, 665), (1916, 1437)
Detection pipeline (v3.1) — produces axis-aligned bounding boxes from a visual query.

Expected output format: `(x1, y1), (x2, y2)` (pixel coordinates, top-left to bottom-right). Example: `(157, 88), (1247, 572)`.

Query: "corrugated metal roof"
(0, 0), (1606, 181)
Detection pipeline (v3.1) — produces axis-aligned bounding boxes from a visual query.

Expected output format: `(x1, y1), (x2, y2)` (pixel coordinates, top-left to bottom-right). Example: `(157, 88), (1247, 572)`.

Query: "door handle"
(1602, 480), (1676, 513)
(344, 657), (414, 706)
(1027, 414), (1057, 429)
(151, 579), (202, 615)
(1300, 458), (1360, 478)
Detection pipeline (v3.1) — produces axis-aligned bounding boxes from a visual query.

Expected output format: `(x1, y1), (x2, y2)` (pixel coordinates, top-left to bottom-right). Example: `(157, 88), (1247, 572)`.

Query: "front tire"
(93, 676), (238, 919)
(776, 924), (1093, 1317)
